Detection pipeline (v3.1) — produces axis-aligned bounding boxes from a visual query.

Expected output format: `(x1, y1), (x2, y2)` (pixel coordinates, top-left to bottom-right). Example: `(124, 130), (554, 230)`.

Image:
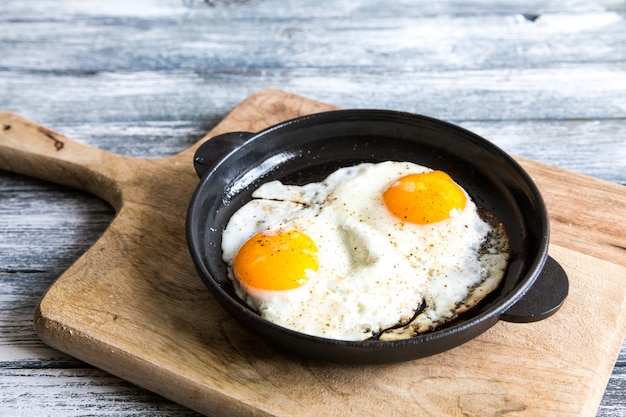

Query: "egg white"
(221, 161), (510, 341)
(231, 213), (424, 340)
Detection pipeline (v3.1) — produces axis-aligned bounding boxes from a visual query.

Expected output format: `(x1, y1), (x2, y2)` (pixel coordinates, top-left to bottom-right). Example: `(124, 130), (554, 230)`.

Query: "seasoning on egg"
(220, 161), (510, 342)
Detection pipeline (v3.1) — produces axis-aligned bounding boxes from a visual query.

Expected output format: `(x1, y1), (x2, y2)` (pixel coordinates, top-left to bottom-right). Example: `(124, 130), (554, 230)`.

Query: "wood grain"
(1, 0), (625, 415)
(520, 158), (626, 268)
(1, 89), (624, 417)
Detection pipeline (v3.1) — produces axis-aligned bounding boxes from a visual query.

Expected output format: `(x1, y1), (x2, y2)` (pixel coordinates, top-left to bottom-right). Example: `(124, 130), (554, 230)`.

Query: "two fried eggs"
(221, 161), (510, 341)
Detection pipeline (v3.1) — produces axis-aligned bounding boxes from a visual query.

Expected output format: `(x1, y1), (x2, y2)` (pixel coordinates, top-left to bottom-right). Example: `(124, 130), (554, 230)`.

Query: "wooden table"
(1, 1), (624, 416)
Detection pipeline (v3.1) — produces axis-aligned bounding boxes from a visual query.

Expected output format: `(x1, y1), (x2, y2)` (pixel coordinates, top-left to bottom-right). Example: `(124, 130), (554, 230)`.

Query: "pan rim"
(186, 109), (551, 360)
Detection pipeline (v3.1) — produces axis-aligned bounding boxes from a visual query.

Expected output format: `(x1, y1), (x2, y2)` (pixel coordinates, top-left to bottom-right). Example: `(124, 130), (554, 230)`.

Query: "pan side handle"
(0, 111), (130, 210)
(500, 256), (569, 323)
(193, 131), (254, 178)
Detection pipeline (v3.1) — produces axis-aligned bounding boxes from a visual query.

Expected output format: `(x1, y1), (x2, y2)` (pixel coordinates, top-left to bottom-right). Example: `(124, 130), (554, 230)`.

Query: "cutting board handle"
(0, 111), (128, 209)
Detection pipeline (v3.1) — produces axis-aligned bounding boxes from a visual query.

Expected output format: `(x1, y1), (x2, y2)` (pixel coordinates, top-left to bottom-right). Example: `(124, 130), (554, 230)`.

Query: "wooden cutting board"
(1, 89), (625, 417)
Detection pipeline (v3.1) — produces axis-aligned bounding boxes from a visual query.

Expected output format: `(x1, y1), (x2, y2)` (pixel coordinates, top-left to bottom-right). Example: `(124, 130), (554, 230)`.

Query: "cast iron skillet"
(186, 110), (568, 364)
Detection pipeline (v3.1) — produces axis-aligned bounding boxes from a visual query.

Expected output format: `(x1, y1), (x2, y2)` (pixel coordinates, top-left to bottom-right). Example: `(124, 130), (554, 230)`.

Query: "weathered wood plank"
(1, 0), (624, 415)
(1, 92), (624, 416)
(3, 66), (625, 123)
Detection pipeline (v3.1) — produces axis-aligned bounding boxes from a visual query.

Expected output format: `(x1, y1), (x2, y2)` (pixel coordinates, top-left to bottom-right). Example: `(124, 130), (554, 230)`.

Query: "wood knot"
(37, 126), (65, 151)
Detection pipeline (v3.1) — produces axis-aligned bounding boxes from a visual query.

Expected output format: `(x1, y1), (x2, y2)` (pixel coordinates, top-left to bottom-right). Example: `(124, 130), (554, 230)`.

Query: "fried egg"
(221, 161), (510, 341)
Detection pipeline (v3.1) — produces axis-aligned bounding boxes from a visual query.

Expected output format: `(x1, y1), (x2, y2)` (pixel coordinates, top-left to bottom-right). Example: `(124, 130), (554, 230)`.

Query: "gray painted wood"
(1, 0), (624, 415)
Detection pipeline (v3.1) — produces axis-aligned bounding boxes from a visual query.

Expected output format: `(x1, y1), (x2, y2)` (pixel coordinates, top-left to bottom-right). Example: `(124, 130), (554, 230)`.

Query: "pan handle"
(500, 256), (569, 323)
(193, 131), (254, 178)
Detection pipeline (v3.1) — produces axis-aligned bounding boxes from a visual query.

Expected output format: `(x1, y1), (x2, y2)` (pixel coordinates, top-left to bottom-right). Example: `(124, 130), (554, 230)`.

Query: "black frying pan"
(186, 110), (568, 364)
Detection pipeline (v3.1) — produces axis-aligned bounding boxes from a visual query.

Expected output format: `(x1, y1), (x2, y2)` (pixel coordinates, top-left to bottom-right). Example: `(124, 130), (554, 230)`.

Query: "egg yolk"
(233, 229), (319, 291)
(383, 170), (467, 224)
